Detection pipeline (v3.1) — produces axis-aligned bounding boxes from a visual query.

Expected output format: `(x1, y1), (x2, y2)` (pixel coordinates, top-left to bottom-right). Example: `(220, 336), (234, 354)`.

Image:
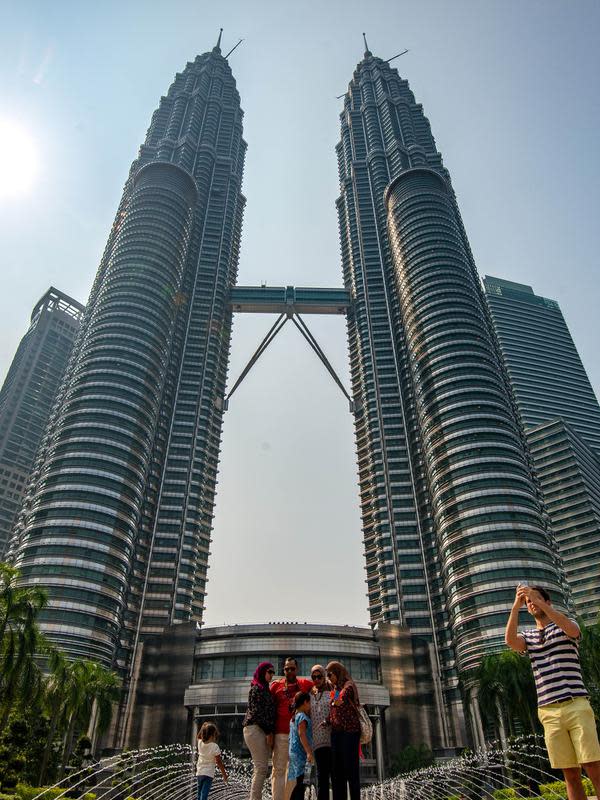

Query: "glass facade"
(10, 39), (246, 704)
(0, 288), (83, 556)
(337, 48), (562, 744)
(483, 276), (600, 455)
(526, 420), (600, 622)
(484, 277), (600, 621)
(194, 653), (380, 682)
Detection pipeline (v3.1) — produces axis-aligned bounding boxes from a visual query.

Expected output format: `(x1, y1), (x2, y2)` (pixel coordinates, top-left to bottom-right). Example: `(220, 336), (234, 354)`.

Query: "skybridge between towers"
(225, 284), (354, 411)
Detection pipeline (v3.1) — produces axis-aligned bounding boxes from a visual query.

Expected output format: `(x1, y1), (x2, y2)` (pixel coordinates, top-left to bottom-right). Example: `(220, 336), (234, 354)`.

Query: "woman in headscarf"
(243, 661), (277, 800)
(326, 660), (361, 800)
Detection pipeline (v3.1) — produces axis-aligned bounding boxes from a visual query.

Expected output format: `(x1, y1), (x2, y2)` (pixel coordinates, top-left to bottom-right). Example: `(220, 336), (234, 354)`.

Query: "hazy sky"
(1, 0), (599, 627)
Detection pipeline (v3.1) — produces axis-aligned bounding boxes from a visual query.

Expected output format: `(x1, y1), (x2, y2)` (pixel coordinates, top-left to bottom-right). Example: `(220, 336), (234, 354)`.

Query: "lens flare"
(0, 118), (38, 199)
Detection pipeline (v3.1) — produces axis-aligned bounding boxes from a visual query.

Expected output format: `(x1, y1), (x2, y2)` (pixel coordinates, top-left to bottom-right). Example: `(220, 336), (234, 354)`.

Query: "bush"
(389, 743), (435, 776)
(493, 790), (520, 800)
(14, 786), (65, 800)
(539, 779), (594, 799)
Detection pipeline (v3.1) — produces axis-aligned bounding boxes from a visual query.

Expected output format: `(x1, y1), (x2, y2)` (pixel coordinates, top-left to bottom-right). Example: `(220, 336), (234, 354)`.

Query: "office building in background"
(484, 276), (600, 621)
(0, 288), (83, 556)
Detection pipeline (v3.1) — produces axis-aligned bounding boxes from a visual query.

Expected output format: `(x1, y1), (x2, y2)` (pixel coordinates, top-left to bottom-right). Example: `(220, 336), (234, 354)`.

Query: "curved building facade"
(10, 39), (246, 709)
(385, 168), (561, 669)
(336, 44), (563, 742)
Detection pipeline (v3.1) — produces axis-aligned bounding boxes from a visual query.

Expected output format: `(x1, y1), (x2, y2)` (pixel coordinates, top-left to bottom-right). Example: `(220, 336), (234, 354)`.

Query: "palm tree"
(473, 650), (538, 739)
(59, 659), (120, 775)
(579, 616), (600, 722)
(38, 648), (70, 785)
(0, 563), (48, 728)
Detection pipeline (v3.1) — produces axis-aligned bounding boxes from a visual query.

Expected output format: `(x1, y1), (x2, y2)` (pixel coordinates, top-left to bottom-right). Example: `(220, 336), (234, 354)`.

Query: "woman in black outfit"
(243, 661), (277, 800)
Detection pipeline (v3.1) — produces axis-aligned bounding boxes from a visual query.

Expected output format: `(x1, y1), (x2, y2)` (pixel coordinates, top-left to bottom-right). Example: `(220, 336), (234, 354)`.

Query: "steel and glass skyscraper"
(337, 42), (562, 743)
(484, 276), (600, 455)
(484, 276), (600, 621)
(0, 288), (84, 556)
(10, 38), (246, 700)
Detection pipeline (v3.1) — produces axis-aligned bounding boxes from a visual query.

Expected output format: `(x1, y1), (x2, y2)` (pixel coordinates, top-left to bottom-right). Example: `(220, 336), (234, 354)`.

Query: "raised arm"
(505, 585), (527, 652)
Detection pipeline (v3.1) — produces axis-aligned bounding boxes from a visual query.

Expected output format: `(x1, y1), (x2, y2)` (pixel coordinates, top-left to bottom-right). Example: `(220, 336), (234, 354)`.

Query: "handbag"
(357, 704), (373, 745)
(347, 682), (373, 745)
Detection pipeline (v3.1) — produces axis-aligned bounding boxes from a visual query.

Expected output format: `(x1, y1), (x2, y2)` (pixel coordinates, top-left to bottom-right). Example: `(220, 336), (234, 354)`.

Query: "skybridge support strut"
(292, 314), (355, 412)
(224, 313), (288, 409)
(223, 312), (354, 412)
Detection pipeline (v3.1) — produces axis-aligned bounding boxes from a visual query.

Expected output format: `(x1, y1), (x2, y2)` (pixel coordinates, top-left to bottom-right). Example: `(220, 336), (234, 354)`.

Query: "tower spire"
(362, 32), (372, 57)
(214, 28), (223, 52)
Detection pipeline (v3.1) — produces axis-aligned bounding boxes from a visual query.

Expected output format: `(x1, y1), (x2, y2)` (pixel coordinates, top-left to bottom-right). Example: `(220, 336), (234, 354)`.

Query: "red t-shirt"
(270, 677), (313, 735)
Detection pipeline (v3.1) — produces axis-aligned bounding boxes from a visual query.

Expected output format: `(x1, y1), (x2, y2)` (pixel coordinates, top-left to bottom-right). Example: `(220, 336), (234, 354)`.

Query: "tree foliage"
(474, 649), (538, 737)
(0, 563), (121, 790)
(389, 743), (434, 776)
(578, 615), (600, 722)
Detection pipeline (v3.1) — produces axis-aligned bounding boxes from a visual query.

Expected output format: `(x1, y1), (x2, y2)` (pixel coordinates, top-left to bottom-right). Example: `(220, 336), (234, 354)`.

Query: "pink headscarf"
(251, 661), (274, 689)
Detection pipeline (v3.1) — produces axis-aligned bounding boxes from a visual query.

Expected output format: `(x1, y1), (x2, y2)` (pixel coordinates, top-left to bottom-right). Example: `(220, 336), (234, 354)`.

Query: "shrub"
(492, 788), (540, 800)
(538, 780), (593, 799)
(14, 786), (65, 800)
(539, 782), (567, 799)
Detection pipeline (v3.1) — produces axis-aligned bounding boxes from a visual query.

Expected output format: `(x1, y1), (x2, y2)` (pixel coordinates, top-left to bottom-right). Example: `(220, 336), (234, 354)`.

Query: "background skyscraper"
(483, 276), (600, 454)
(10, 38), (246, 744)
(336, 43), (563, 744)
(484, 275), (600, 621)
(0, 288), (83, 557)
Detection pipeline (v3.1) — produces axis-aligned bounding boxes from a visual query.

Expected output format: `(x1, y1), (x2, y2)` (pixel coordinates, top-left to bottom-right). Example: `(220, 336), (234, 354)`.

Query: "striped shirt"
(522, 620), (588, 706)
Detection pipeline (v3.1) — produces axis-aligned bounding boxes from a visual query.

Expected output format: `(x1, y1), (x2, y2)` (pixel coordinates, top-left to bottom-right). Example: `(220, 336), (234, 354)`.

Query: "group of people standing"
(195, 582), (600, 800)
(242, 657), (362, 800)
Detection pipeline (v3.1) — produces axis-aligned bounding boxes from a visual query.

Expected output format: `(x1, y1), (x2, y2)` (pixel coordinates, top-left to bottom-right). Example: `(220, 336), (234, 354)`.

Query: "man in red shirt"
(270, 656), (313, 800)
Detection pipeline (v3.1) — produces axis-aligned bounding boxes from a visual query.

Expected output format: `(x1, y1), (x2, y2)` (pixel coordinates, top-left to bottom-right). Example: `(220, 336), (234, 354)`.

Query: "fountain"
(29, 736), (591, 800)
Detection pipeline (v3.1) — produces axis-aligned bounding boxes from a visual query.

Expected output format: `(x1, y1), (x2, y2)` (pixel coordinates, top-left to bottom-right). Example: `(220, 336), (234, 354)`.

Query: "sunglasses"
(311, 673), (324, 679)
(266, 669), (275, 674)
(284, 666), (296, 672)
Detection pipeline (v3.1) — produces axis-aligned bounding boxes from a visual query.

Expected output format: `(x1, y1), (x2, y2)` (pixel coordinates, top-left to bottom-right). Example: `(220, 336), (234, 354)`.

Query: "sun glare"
(0, 118), (38, 199)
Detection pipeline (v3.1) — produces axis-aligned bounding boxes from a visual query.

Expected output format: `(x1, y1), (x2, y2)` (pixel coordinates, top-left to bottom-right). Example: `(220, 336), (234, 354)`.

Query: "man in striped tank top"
(505, 585), (600, 800)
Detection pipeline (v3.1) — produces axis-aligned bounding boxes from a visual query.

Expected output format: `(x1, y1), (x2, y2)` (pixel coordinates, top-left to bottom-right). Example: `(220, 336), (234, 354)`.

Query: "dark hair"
(325, 660), (351, 685)
(284, 656), (298, 666)
(293, 691), (311, 711)
(530, 585), (551, 602)
(199, 721), (219, 742)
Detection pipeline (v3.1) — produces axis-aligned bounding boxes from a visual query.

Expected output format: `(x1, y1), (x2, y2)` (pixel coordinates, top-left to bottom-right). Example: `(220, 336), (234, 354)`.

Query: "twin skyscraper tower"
(9, 37), (563, 746)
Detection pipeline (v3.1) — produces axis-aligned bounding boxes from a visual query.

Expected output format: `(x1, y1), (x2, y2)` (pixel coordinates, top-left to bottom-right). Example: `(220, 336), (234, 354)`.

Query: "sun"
(0, 118), (38, 199)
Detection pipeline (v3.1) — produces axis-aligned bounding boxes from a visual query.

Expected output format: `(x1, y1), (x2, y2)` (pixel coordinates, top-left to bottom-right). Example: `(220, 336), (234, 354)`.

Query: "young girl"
(196, 721), (228, 800)
(286, 691), (314, 800)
